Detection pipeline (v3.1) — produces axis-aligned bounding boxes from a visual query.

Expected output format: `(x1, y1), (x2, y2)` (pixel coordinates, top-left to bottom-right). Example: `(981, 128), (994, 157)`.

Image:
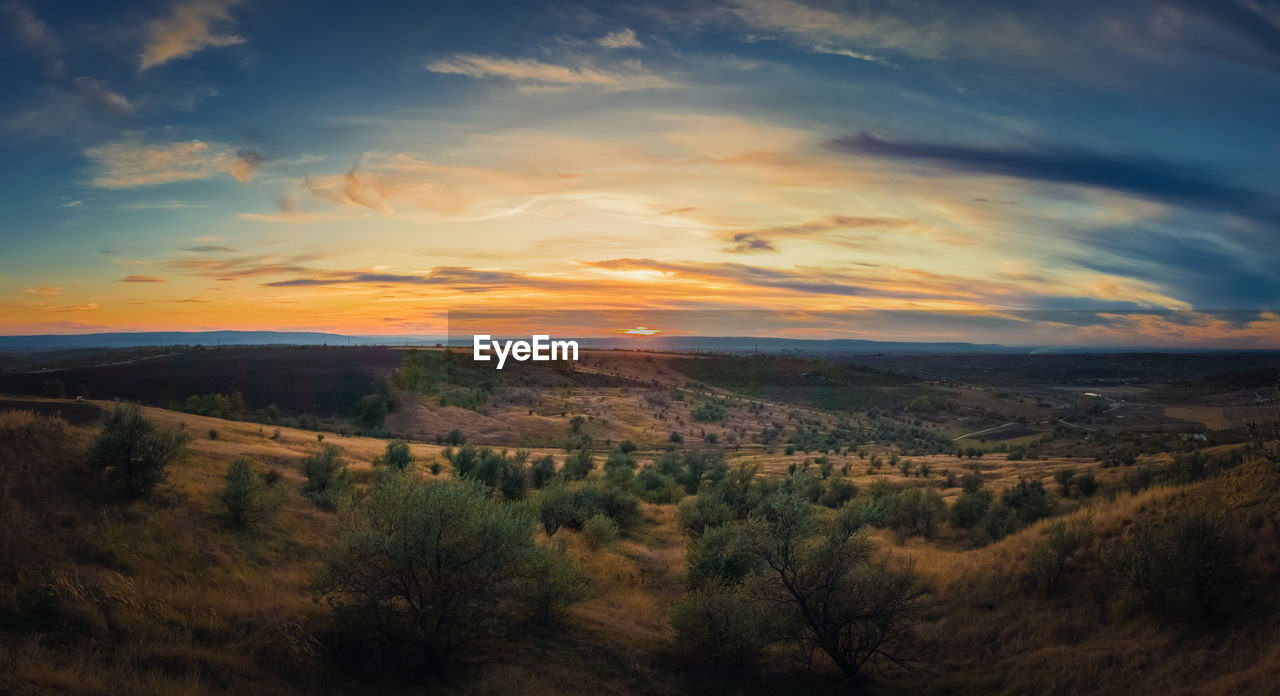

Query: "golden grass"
(3, 402), (1277, 695)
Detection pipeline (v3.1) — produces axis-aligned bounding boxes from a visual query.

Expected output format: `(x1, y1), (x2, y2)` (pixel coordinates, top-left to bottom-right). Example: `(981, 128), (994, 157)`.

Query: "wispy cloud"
(166, 252), (323, 281)
(597, 28), (643, 49)
(118, 200), (208, 210)
(24, 286), (63, 296)
(2, 3), (134, 127)
(84, 139), (261, 188)
(722, 232), (775, 254)
(425, 53), (674, 93)
(140, 0), (245, 70)
(121, 275), (166, 283)
(178, 244), (234, 252)
(831, 133), (1277, 223)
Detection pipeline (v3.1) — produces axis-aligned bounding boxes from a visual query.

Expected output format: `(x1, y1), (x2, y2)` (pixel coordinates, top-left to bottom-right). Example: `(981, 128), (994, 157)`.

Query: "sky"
(1, 0), (1278, 347)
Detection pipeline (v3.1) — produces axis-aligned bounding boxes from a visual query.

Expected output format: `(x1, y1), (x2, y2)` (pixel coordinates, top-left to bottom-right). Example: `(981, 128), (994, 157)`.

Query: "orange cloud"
(85, 139), (260, 188)
(140, 0), (244, 70)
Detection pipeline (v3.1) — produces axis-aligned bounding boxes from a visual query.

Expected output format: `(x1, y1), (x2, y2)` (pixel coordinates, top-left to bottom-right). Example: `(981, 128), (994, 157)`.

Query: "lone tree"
(744, 474), (928, 685)
(301, 443), (352, 509)
(373, 439), (414, 471)
(220, 457), (269, 525)
(88, 402), (189, 497)
(316, 474), (583, 672)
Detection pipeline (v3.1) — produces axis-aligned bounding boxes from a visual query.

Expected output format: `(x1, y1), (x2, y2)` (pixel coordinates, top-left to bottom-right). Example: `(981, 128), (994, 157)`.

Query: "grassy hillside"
(1, 393), (1277, 695)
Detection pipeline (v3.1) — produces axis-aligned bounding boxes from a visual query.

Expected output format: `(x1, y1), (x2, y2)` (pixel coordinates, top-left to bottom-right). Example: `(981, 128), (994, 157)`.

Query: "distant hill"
(1, 330), (1273, 354)
(0, 331), (444, 352)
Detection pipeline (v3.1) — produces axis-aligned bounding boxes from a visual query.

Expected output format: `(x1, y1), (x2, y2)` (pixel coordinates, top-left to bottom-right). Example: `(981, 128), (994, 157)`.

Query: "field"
(1, 346), (1278, 695)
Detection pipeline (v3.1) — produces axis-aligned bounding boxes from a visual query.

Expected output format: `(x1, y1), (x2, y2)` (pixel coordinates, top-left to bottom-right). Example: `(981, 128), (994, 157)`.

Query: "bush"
(670, 588), (776, 669)
(1106, 510), (1247, 621)
(582, 513), (620, 550)
(88, 402), (190, 497)
(561, 448), (595, 480)
(636, 466), (683, 504)
(1030, 517), (1089, 595)
(818, 479), (858, 509)
(536, 483), (575, 537)
(692, 400), (727, 422)
(301, 444), (353, 510)
(1072, 471), (1099, 498)
(355, 393), (388, 431)
(1054, 469), (1075, 496)
(677, 491), (734, 538)
(571, 481), (642, 531)
(374, 439), (413, 471)
(949, 488), (993, 529)
(208, 428), (219, 440)
(220, 457), (274, 525)
(961, 471), (984, 492)
(316, 475), (582, 672)
(887, 488), (946, 538)
(686, 523), (757, 588)
(1001, 477), (1052, 527)
(529, 455), (557, 489)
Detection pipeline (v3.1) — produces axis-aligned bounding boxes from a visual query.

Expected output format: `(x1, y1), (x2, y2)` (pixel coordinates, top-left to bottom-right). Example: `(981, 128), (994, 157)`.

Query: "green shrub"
(887, 488), (946, 538)
(529, 455), (556, 489)
(677, 491), (734, 538)
(301, 443), (353, 510)
(949, 488), (993, 529)
(1054, 469), (1075, 496)
(636, 466), (683, 503)
(692, 400), (727, 422)
(570, 481), (641, 531)
(1072, 471), (1099, 498)
(670, 588), (776, 669)
(220, 457), (276, 525)
(374, 439), (413, 471)
(536, 483), (575, 537)
(88, 402), (190, 497)
(1030, 517), (1089, 595)
(1106, 510), (1247, 621)
(1001, 477), (1052, 527)
(561, 447), (595, 480)
(686, 523), (757, 588)
(316, 475), (581, 672)
(818, 479), (858, 509)
(961, 471), (984, 493)
(355, 393), (388, 431)
(582, 513), (620, 550)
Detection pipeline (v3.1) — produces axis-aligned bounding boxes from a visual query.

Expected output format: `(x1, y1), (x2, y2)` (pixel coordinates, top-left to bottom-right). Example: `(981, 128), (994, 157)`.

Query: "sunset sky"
(2, 0), (1278, 346)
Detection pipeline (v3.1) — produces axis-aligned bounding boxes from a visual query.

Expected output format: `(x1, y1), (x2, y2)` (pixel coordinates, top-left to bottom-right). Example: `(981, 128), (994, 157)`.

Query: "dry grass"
(3, 399), (1276, 695)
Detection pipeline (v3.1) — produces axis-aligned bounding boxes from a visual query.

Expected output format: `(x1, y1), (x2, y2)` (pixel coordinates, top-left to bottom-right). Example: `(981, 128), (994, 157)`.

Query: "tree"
(355, 394), (388, 431)
(530, 455), (557, 489)
(374, 439), (414, 471)
(1001, 477), (1052, 527)
(743, 478), (927, 684)
(88, 402), (190, 497)
(301, 443), (352, 509)
(537, 482), (575, 537)
(316, 474), (582, 672)
(220, 457), (272, 525)
(562, 447), (595, 480)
